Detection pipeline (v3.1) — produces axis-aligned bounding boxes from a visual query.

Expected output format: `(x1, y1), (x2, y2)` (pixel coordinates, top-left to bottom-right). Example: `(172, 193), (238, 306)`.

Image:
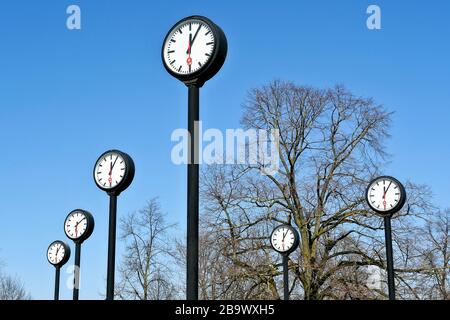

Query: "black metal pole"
(54, 266), (60, 301)
(282, 255), (289, 300)
(73, 243), (81, 300)
(106, 194), (118, 300)
(384, 216), (395, 300)
(187, 85), (199, 300)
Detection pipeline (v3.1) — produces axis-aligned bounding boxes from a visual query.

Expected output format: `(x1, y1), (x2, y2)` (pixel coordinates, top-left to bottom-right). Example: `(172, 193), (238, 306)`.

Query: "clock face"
(65, 210), (89, 240)
(366, 177), (405, 214)
(271, 225), (298, 254)
(163, 18), (215, 76)
(47, 241), (69, 266)
(94, 151), (126, 190)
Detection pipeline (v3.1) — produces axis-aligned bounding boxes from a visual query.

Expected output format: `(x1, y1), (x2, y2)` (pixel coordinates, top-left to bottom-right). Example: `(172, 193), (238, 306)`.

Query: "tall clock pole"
(73, 242), (81, 300)
(47, 240), (70, 300)
(270, 225), (299, 301)
(162, 15), (227, 301)
(93, 150), (135, 301)
(187, 84), (200, 300)
(47, 240), (71, 301)
(64, 210), (94, 301)
(282, 254), (289, 300)
(384, 215), (395, 300)
(106, 193), (118, 300)
(365, 176), (406, 301)
(54, 266), (61, 300)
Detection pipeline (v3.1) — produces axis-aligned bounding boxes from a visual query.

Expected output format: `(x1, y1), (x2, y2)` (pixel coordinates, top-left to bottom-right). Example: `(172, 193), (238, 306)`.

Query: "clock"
(93, 150), (135, 196)
(47, 240), (71, 267)
(366, 176), (406, 216)
(64, 209), (95, 243)
(162, 15), (227, 86)
(270, 224), (300, 255)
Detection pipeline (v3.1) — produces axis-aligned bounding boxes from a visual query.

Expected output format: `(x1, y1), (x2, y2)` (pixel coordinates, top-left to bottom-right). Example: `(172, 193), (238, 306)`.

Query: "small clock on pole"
(94, 149), (135, 300)
(64, 209), (94, 300)
(270, 224), (299, 300)
(366, 176), (407, 300)
(47, 240), (71, 300)
(162, 15), (227, 301)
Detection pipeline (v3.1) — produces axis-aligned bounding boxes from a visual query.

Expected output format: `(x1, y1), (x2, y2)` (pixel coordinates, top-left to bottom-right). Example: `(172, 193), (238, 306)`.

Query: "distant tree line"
(0, 264), (30, 300)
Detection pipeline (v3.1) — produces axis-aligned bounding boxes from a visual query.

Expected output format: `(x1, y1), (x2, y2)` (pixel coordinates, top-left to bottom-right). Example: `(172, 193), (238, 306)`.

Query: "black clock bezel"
(64, 209), (95, 244)
(93, 149), (135, 196)
(47, 240), (71, 267)
(270, 224), (300, 255)
(366, 176), (407, 216)
(161, 15), (228, 87)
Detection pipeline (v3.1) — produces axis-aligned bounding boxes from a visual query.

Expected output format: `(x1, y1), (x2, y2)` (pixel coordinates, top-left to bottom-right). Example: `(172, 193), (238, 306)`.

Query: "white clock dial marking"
(65, 211), (88, 239)
(48, 242), (66, 265)
(367, 178), (402, 212)
(164, 20), (215, 75)
(94, 152), (126, 190)
(271, 226), (296, 253)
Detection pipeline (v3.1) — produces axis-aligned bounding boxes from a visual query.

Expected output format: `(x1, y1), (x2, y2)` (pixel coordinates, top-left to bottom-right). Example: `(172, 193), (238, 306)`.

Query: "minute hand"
(384, 182), (392, 195)
(186, 25), (202, 54)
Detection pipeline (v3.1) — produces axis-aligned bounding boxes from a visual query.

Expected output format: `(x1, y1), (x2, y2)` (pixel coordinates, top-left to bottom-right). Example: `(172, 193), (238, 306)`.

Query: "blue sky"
(0, 0), (449, 299)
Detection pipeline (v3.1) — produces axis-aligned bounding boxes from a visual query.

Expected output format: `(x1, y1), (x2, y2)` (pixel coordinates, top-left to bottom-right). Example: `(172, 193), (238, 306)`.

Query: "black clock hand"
(188, 33), (192, 54)
(385, 182), (392, 195)
(111, 155), (119, 171)
(186, 25), (201, 54)
(76, 217), (86, 227)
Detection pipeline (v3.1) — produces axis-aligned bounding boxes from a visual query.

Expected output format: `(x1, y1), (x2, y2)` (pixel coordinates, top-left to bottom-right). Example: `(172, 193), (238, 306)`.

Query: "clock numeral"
(206, 42), (213, 45)
(168, 50), (175, 54)
(205, 30), (211, 36)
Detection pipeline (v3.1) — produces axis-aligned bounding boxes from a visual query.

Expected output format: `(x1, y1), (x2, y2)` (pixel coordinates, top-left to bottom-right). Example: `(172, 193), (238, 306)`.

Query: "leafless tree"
(115, 198), (179, 300)
(0, 267), (30, 300)
(400, 209), (450, 299)
(200, 81), (433, 299)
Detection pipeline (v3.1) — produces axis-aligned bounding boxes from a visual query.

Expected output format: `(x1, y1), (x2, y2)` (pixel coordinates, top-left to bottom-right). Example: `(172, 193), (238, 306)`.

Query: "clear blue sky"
(0, 0), (449, 299)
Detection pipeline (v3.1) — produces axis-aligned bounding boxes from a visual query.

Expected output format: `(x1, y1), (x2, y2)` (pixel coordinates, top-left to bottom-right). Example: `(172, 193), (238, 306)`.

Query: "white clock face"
(163, 19), (215, 75)
(47, 242), (66, 265)
(367, 178), (402, 212)
(94, 152), (126, 190)
(271, 226), (297, 253)
(65, 211), (88, 240)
